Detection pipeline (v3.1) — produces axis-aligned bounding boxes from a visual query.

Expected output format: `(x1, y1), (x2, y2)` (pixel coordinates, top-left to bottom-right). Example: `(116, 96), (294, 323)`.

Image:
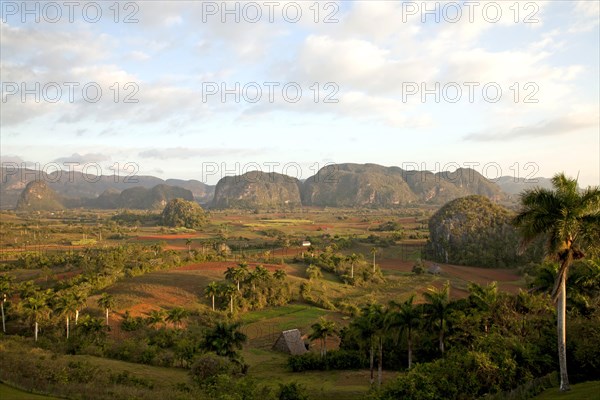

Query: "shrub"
(288, 350), (366, 372)
(278, 382), (310, 400)
(190, 353), (237, 386)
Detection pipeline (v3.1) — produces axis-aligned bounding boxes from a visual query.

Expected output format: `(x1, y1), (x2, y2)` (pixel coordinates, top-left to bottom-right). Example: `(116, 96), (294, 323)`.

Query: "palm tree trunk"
(373, 253), (376, 272)
(212, 295), (215, 311)
(369, 342), (374, 387)
(66, 315), (70, 339)
(557, 274), (570, 391)
(230, 295), (233, 313)
(75, 309), (79, 325)
(407, 330), (412, 369)
(34, 321), (38, 341)
(105, 308), (109, 326)
(378, 337), (383, 389)
(351, 263), (354, 279)
(1, 301), (5, 333)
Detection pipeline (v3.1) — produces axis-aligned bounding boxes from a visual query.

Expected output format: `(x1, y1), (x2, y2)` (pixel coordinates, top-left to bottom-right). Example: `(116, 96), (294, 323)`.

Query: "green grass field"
(241, 348), (398, 400)
(0, 383), (63, 399)
(534, 381), (600, 399)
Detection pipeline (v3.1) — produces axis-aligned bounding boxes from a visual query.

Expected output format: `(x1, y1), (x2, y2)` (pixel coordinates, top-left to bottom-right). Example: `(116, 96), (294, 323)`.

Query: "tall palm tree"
(308, 317), (337, 357)
(55, 291), (78, 339)
(22, 290), (50, 341)
(0, 275), (13, 333)
(350, 303), (385, 388)
(166, 307), (188, 329)
(202, 321), (247, 359)
(221, 284), (237, 313)
(97, 293), (115, 327)
(346, 253), (360, 279)
(225, 264), (248, 292)
(388, 294), (420, 369)
(513, 172), (600, 391)
(423, 281), (451, 355)
(205, 281), (220, 311)
(71, 286), (89, 325)
(370, 247), (378, 272)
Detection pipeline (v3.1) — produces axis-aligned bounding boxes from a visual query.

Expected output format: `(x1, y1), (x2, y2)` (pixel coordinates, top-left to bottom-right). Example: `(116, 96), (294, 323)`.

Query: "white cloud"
(464, 106), (599, 141)
(569, 1), (600, 32)
(128, 51), (151, 61)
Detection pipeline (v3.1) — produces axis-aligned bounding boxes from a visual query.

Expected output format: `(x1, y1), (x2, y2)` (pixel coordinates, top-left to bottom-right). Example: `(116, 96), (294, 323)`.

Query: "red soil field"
(379, 258), (523, 295)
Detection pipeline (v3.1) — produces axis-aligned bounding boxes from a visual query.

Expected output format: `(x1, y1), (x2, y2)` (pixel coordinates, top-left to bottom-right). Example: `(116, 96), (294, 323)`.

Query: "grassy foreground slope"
(534, 381), (600, 399)
(0, 383), (63, 400)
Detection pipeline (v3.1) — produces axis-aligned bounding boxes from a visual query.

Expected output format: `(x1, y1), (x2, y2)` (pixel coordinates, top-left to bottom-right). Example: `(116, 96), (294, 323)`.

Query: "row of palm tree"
(1, 279), (116, 342)
(345, 282), (457, 389)
(204, 263), (288, 312)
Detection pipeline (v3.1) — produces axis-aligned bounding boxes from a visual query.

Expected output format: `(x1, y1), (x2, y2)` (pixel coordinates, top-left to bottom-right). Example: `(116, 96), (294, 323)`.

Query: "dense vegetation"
(161, 198), (206, 229)
(426, 195), (543, 267)
(1, 176), (598, 400)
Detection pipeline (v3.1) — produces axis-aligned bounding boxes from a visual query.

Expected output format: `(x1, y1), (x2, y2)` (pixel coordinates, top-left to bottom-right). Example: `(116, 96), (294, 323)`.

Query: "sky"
(1, 0), (599, 186)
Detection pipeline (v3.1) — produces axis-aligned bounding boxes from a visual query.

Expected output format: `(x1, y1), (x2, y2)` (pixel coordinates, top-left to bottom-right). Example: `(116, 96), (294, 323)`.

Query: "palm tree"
(513, 172), (600, 391)
(423, 281), (451, 355)
(253, 265), (270, 283)
(308, 317), (337, 357)
(0, 275), (13, 333)
(225, 264), (248, 292)
(273, 269), (287, 281)
(370, 247), (378, 272)
(166, 307), (188, 329)
(346, 253), (359, 279)
(202, 321), (247, 359)
(146, 309), (166, 328)
(97, 293), (115, 327)
(55, 291), (78, 339)
(71, 286), (89, 325)
(22, 290), (50, 341)
(18, 280), (38, 299)
(467, 281), (498, 333)
(306, 264), (322, 281)
(150, 243), (163, 256)
(388, 294), (420, 369)
(221, 284), (237, 313)
(350, 303), (385, 388)
(205, 281), (220, 311)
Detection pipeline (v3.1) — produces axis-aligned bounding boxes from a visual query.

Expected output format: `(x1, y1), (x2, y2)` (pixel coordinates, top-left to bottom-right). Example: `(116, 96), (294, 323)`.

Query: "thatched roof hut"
(428, 264), (442, 275)
(272, 329), (308, 355)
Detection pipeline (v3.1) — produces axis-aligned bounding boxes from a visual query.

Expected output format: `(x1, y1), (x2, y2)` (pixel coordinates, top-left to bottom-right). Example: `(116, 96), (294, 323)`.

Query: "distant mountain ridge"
(494, 176), (554, 195)
(90, 184), (195, 210)
(14, 181), (195, 211)
(210, 163), (506, 209)
(2, 164), (568, 211)
(0, 167), (214, 209)
(212, 171), (302, 209)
